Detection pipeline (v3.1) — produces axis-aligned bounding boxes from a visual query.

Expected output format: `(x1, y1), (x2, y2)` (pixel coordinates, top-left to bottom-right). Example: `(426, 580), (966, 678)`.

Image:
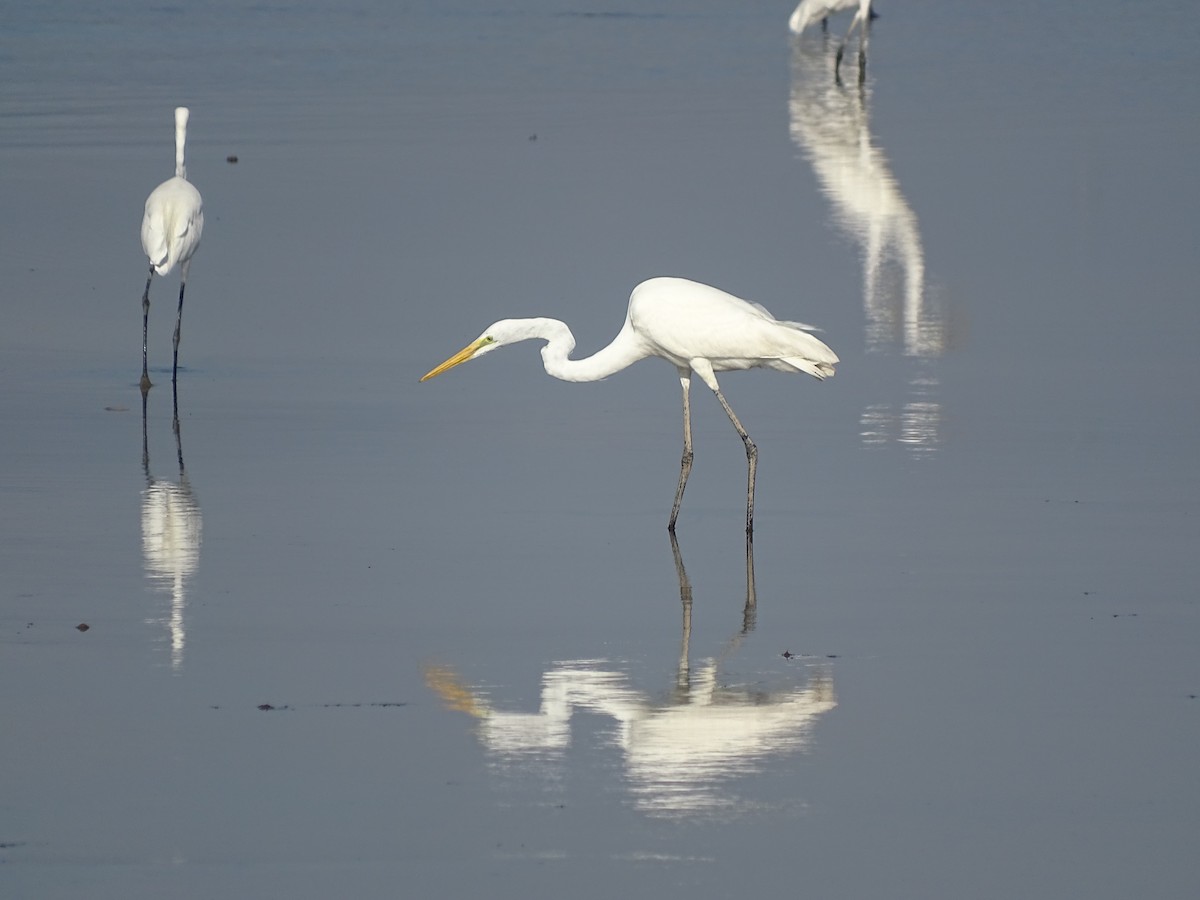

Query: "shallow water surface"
(2, 2), (1199, 898)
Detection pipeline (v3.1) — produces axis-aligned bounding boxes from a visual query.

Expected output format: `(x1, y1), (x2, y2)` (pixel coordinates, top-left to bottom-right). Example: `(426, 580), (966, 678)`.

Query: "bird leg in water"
(668, 531), (693, 692)
(743, 531), (758, 632)
(172, 274), (187, 384)
(141, 265), (154, 391)
(713, 388), (758, 534)
(834, 12), (870, 85)
(668, 374), (695, 533)
(171, 378), (181, 438)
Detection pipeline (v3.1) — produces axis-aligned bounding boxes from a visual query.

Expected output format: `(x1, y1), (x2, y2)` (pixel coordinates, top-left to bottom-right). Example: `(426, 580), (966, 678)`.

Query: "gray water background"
(2, 1), (1199, 897)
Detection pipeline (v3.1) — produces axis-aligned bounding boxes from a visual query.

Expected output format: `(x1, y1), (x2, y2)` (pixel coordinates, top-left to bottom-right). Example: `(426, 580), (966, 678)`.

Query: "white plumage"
(139, 106), (204, 389)
(420, 276), (838, 533)
(788, 0), (873, 36)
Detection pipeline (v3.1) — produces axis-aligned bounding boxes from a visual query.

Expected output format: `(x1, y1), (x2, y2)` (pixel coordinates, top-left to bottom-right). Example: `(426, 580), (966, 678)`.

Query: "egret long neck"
(175, 131), (187, 178)
(174, 113), (188, 179)
(532, 318), (647, 383)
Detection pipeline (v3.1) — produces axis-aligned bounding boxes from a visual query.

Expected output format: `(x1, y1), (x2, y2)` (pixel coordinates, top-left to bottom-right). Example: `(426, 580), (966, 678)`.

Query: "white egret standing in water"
(788, 0), (876, 80)
(420, 277), (838, 533)
(140, 106), (204, 390)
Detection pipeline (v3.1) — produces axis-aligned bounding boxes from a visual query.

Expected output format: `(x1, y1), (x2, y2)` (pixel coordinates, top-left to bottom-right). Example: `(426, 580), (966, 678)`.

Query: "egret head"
(420, 319), (572, 382)
(788, 3), (815, 34)
(419, 321), (514, 382)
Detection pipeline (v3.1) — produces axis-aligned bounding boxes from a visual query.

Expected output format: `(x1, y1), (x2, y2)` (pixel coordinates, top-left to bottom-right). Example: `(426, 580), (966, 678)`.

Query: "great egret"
(419, 276), (838, 533)
(140, 106), (204, 391)
(788, 0), (876, 80)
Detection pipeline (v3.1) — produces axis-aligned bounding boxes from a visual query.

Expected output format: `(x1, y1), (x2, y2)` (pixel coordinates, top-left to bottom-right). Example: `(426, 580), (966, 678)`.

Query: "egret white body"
(420, 276), (839, 533)
(140, 106), (204, 390)
(789, 0), (872, 35)
(788, 0), (875, 79)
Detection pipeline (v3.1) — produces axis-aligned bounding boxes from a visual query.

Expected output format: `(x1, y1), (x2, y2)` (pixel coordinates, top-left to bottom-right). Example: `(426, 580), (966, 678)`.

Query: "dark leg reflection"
(140, 388), (201, 671)
(669, 531), (757, 696)
(425, 533), (835, 819)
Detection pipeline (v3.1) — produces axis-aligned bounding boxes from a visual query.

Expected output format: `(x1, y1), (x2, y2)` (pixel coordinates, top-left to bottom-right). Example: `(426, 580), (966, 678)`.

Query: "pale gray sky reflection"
(789, 37), (945, 456)
(425, 536), (836, 820)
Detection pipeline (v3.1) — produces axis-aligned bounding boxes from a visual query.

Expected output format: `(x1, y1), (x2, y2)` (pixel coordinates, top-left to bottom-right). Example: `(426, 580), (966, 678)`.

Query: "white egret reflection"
(425, 537), (836, 819)
(788, 40), (948, 456)
(140, 394), (201, 671)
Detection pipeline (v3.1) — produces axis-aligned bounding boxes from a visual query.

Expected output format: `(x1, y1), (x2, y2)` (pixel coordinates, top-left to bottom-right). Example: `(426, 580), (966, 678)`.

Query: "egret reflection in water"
(425, 537), (836, 819)
(140, 391), (201, 671)
(788, 39), (947, 455)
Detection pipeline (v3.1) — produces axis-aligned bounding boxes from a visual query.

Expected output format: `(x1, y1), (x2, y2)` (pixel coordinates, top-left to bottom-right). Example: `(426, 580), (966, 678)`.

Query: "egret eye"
(483, 336), (495, 344)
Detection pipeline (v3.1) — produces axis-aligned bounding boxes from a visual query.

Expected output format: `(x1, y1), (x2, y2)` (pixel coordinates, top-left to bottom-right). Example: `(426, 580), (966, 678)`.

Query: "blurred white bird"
(788, 0), (876, 79)
(420, 276), (839, 533)
(140, 106), (204, 390)
(789, 0), (873, 35)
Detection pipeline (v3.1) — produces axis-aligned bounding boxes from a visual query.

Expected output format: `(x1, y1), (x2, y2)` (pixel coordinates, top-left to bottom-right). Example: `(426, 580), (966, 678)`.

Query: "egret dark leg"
(141, 265), (154, 391)
(172, 277), (187, 385)
(668, 532), (693, 694)
(141, 381), (150, 477)
(669, 374), (694, 533)
(858, 15), (870, 85)
(713, 388), (757, 534)
(171, 375), (181, 438)
(743, 531), (757, 632)
(835, 11), (867, 82)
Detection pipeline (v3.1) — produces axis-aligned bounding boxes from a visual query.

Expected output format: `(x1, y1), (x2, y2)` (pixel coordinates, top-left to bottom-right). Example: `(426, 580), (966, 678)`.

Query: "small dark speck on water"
(104, 406), (129, 412)
(321, 701), (407, 708)
(75, 623), (89, 632)
(226, 155), (238, 163)
(781, 650), (793, 659)
(255, 702), (403, 711)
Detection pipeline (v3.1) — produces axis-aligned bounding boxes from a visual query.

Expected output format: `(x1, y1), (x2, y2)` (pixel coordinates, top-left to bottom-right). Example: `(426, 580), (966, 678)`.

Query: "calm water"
(2, 2), (1199, 898)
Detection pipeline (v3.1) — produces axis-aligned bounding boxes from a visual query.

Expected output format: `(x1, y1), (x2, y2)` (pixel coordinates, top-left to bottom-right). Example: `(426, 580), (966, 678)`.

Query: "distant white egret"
(788, 0), (876, 79)
(789, 0), (873, 35)
(140, 106), (204, 390)
(420, 277), (838, 533)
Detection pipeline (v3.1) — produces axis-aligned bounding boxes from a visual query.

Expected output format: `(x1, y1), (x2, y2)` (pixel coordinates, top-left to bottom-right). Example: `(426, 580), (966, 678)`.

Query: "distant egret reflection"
(788, 40), (948, 456)
(140, 391), (201, 671)
(425, 537), (836, 819)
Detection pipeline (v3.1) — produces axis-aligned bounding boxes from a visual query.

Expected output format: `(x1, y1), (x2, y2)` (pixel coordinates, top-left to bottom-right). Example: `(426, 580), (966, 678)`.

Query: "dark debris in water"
(255, 701), (407, 712)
